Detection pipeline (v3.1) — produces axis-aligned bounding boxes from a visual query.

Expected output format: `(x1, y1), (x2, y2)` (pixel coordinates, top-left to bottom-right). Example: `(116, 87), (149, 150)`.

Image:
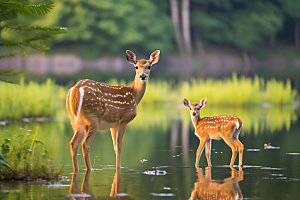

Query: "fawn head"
(183, 98), (207, 117)
(126, 50), (160, 83)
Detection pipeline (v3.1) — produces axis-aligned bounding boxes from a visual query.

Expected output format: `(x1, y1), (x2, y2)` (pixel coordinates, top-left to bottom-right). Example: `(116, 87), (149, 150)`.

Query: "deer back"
(196, 115), (242, 140)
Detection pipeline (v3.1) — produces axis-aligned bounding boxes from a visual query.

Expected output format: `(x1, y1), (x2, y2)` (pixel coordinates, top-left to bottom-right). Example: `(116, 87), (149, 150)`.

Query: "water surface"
(0, 106), (300, 199)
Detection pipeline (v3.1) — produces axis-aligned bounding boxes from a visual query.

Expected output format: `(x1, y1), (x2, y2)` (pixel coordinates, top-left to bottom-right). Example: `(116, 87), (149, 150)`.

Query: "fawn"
(66, 50), (160, 172)
(183, 97), (244, 168)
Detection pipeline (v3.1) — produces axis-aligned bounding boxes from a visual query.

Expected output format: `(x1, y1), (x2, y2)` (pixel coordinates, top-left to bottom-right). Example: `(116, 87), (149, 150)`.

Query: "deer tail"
(67, 87), (84, 118)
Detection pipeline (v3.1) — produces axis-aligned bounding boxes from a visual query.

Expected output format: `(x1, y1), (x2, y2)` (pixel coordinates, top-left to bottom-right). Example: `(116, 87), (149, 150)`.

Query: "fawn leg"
(224, 137), (238, 167)
(205, 140), (212, 166)
(195, 140), (207, 168)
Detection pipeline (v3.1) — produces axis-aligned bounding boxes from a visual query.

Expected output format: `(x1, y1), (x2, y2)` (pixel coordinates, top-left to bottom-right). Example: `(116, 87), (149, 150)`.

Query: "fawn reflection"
(69, 168), (134, 200)
(189, 167), (243, 200)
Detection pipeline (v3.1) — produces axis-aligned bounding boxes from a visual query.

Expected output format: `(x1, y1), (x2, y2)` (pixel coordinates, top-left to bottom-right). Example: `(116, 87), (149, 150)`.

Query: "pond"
(0, 105), (300, 199)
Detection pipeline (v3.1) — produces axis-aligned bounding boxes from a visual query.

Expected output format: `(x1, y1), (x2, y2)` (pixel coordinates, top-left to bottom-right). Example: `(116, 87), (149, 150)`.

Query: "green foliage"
(0, 0), (68, 58)
(0, 78), (65, 120)
(280, 0), (300, 19)
(0, 69), (22, 83)
(0, 128), (60, 180)
(34, 0), (174, 58)
(191, 0), (283, 52)
(138, 75), (297, 106)
(0, 152), (11, 169)
(102, 75), (297, 106)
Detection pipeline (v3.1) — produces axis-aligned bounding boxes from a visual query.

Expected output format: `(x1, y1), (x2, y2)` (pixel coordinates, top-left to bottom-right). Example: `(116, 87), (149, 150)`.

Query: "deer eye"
(197, 107), (200, 110)
(147, 66), (151, 70)
(135, 66), (138, 70)
(189, 108), (191, 110)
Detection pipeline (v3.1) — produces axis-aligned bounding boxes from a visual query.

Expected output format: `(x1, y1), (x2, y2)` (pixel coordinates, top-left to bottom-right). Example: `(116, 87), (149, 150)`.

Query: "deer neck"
(192, 115), (201, 128)
(131, 76), (147, 105)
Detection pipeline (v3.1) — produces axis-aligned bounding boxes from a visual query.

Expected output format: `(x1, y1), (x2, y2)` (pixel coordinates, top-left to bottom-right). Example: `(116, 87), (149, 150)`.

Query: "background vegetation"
(4, 0), (297, 59)
(0, 75), (297, 121)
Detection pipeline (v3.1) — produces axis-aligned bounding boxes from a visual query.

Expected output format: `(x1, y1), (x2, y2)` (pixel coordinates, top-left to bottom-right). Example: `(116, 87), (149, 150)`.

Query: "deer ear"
(126, 50), (137, 64)
(199, 98), (207, 108)
(183, 98), (191, 108)
(150, 50), (160, 65)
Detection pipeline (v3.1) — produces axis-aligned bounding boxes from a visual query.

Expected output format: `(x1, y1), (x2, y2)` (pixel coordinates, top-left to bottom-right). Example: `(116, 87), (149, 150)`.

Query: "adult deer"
(183, 98), (244, 168)
(66, 50), (160, 172)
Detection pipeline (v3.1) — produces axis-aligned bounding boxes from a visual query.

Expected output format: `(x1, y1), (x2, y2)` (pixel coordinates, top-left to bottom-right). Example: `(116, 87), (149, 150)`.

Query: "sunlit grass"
(143, 74), (297, 106)
(0, 78), (65, 120)
(0, 75), (297, 121)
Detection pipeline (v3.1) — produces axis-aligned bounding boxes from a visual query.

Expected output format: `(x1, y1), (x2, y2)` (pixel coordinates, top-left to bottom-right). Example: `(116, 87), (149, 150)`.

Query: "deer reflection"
(189, 167), (243, 200)
(69, 168), (134, 200)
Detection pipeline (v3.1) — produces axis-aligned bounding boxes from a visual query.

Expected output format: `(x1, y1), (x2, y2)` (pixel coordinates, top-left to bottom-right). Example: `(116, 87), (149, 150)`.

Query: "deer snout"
(140, 74), (147, 80)
(193, 112), (196, 116)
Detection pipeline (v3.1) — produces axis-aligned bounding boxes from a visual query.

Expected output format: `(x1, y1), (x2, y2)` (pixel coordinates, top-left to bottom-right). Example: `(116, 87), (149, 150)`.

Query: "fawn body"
(66, 50), (160, 172)
(183, 98), (244, 168)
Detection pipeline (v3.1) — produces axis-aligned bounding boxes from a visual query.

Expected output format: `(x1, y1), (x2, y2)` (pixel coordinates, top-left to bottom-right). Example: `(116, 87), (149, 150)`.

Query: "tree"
(191, 0), (283, 74)
(280, 0), (300, 48)
(36, 0), (174, 58)
(0, 0), (68, 58)
(0, 0), (68, 83)
(170, 0), (184, 54)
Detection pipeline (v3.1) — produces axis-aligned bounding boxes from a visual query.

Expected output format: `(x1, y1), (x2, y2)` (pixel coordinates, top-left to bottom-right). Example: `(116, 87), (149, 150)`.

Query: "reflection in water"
(69, 169), (134, 200)
(189, 167), (243, 200)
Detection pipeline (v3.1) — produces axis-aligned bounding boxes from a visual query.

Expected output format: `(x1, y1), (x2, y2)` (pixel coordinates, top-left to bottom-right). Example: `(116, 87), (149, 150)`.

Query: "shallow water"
(1, 106), (300, 199)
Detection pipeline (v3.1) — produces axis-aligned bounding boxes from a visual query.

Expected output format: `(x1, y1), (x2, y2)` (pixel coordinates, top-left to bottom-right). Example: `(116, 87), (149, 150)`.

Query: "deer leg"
(82, 126), (97, 171)
(70, 129), (85, 172)
(224, 138), (238, 167)
(205, 140), (212, 166)
(69, 172), (79, 195)
(110, 127), (118, 153)
(81, 170), (92, 195)
(195, 140), (207, 168)
(235, 139), (244, 167)
(116, 123), (128, 169)
(110, 168), (122, 197)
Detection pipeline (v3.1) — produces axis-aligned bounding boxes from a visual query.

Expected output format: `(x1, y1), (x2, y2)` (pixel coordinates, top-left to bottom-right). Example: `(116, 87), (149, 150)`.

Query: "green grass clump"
(0, 128), (60, 180)
(0, 78), (65, 120)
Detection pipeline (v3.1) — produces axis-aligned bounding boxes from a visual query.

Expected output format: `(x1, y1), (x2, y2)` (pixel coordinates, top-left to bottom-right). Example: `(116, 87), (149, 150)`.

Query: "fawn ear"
(183, 98), (191, 108)
(150, 50), (160, 65)
(199, 98), (207, 108)
(126, 50), (137, 64)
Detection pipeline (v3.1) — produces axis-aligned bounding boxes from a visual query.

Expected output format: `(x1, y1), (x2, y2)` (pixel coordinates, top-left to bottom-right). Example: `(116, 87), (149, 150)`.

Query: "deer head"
(126, 50), (160, 83)
(183, 97), (207, 117)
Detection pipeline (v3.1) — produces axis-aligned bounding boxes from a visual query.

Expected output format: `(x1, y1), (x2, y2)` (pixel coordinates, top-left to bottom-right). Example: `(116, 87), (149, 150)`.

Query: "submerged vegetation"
(0, 128), (60, 180)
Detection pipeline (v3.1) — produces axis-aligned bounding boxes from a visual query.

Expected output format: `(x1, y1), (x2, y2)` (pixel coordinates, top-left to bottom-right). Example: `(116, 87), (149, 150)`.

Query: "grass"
(0, 128), (60, 180)
(0, 78), (65, 120)
(0, 74), (297, 121)
(143, 74), (297, 106)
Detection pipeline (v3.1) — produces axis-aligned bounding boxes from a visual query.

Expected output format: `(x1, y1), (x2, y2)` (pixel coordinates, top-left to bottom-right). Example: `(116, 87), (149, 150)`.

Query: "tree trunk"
(194, 30), (205, 58)
(170, 0), (184, 55)
(182, 0), (192, 55)
(242, 51), (251, 76)
(295, 20), (299, 49)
